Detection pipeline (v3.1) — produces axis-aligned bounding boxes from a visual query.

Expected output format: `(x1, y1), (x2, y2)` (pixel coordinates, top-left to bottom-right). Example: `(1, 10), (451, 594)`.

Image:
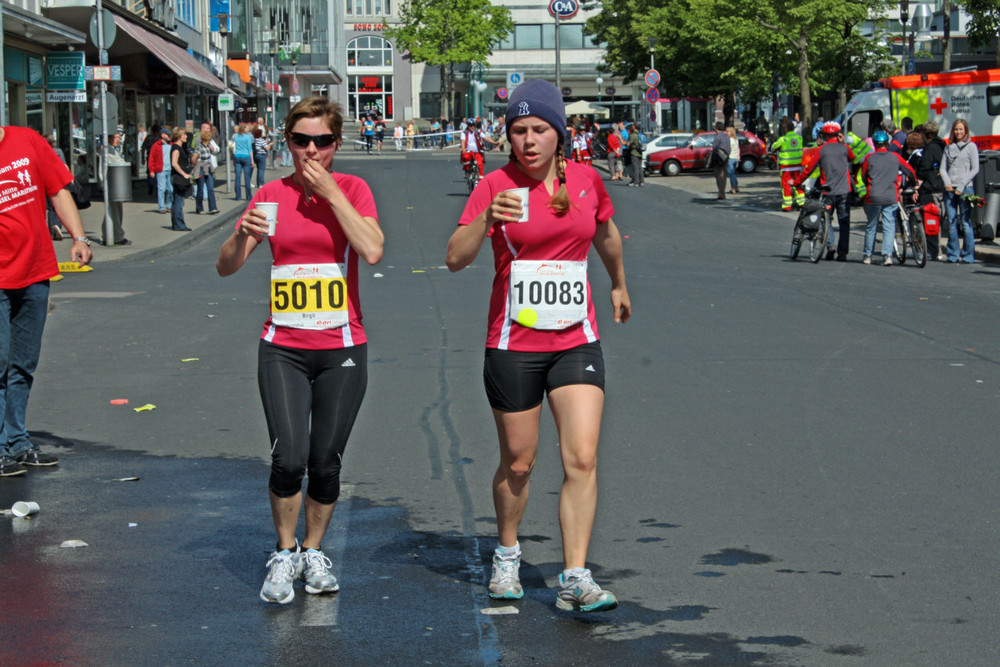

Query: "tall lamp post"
(900, 0), (910, 75)
(219, 13), (232, 194)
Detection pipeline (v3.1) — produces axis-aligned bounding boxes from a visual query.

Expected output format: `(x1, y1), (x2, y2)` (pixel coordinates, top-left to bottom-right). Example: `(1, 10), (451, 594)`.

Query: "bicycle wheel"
(808, 211), (829, 263)
(893, 212), (907, 264)
(466, 169), (475, 193)
(908, 210), (927, 267)
(790, 219), (803, 260)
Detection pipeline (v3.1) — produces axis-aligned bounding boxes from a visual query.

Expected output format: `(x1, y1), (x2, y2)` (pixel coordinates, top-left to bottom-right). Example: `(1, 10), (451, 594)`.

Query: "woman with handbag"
(169, 127), (193, 232)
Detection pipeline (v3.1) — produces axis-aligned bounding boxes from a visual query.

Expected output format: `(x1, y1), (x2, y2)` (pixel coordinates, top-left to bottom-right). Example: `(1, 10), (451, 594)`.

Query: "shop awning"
(113, 15), (224, 92)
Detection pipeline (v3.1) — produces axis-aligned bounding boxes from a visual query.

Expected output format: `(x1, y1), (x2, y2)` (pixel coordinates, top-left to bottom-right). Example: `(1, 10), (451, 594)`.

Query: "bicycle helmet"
(821, 121), (842, 135)
(872, 130), (890, 146)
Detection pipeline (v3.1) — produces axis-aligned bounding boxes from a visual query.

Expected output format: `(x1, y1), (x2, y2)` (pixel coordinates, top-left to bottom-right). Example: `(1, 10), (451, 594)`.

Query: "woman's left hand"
(610, 285), (631, 324)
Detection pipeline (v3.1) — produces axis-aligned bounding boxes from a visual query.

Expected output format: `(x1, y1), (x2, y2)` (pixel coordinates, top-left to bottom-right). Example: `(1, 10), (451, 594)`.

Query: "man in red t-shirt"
(0, 126), (92, 477)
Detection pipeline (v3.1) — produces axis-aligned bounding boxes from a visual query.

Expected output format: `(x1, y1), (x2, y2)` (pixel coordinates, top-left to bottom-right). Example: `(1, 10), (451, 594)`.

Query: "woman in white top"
(726, 126), (740, 194)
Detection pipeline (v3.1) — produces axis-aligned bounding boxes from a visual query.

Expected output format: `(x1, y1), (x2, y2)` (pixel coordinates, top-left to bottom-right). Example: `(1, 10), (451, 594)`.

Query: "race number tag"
(508, 260), (587, 330)
(270, 263), (349, 330)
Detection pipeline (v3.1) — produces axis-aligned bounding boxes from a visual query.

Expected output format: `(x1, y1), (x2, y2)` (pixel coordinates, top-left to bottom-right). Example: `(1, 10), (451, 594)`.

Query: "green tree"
(964, 0), (1000, 66)
(385, 0), (513, 118)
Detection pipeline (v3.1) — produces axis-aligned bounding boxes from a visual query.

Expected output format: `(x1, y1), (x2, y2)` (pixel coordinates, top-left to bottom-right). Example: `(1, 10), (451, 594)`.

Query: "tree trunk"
(798, 30), (812, 135)
(837, 87), (847, 116)
(942, 0), (951, 71)
(439, 65), (448, 120)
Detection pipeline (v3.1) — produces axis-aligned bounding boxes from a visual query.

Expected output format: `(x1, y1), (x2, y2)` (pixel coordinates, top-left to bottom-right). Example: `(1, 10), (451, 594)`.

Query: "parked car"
(646, 131), (767, 177)
(642, 133), (693, 173)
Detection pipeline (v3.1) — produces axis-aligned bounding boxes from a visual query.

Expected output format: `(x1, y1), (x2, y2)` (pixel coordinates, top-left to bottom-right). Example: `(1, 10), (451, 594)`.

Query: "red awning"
(113, 15), (224, 92)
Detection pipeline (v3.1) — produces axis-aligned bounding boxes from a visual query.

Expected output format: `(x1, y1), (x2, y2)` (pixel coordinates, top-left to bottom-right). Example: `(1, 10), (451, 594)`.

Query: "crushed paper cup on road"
(60, 540), (89, 548)
(11, 501), (39, 517)
(480, 606), (519, 615)
(110, 398), (129, 406)
(133, 404), (156, 412)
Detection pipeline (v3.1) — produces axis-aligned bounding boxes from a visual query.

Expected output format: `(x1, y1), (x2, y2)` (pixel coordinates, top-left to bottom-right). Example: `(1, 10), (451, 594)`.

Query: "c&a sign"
(548, 0), (579, 19)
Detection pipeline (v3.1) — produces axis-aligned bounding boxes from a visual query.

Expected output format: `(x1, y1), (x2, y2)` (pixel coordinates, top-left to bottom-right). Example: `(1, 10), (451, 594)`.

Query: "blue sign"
(210, 0), (231, 32)
(45, 52), (86, 90)
(548, 0), (579, 19)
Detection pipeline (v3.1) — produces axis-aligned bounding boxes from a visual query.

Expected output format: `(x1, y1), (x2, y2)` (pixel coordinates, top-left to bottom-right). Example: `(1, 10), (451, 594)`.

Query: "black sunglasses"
(288, 132), (339, 148)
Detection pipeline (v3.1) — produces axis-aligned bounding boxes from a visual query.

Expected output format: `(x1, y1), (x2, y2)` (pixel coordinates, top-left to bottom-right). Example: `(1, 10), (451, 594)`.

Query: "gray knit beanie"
(505, 79), (566, 142)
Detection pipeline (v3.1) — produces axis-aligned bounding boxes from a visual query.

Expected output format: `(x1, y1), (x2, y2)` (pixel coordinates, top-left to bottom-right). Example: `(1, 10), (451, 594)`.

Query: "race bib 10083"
(508, 259), (587, 330)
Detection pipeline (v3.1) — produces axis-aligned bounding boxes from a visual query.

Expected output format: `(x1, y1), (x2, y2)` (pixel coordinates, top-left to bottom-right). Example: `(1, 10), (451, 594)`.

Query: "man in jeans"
(147, 127), (173, 214)
(711, 122), (730, 200)
(0, 127), (93, 476)
(794, 121), (856, 260)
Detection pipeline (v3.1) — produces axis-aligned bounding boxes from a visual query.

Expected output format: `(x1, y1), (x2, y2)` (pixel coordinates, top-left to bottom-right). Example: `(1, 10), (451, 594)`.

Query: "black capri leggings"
(258, 340), (367, 504)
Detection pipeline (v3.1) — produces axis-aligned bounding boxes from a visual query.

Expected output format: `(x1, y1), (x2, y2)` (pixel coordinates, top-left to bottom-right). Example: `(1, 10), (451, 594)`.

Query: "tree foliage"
(585, 0), (895, 129)
(385, 0), (514, 117)
(964, 0), (1000, 66)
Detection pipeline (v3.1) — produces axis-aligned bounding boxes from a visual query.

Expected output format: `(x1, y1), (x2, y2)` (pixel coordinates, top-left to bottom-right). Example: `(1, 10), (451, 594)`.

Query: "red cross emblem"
(930, 97), (948, 115)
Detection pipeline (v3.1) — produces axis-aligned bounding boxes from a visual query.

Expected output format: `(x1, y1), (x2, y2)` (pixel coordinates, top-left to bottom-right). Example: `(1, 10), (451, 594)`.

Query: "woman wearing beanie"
(446, 78), (631, 613)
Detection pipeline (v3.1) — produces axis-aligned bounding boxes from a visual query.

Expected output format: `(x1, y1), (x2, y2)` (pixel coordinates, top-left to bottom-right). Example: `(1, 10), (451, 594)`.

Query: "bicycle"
(891, 187), (927, 268)
(790, 185), (831, 263)
(462, 154), (481, 193)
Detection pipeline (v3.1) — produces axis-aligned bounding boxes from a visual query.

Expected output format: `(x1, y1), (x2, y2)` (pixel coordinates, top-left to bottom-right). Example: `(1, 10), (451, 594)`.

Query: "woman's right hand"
(486, 191), (524, 225)
(238, 207), (270, 240)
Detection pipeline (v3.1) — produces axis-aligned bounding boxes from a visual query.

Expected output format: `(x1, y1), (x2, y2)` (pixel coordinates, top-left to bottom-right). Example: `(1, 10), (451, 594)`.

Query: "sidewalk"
(607, 162), (1000, 264)
(60, 164), (296, 266)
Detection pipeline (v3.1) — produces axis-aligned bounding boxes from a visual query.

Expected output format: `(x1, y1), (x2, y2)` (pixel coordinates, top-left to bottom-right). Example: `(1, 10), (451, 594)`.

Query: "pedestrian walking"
(232, 124), (253, 200)
(726, 126), (740, 194)
(861, 130), (917, 265)
(253, 127), (271, 188)
(0, 126), (93, 477)
(445, 78), (630, 613)
(194, 129), (219, 215)
(606, 127), (621, 180)
(941, 118), (979, 264)
(710, 122), (730, 199)
(626, 123), (644, 186)
(169, 127), (193, 232)
(771, 117), (804, 210)
(918, 121), (946, 260)
(148, 127), (173, 213)
(794, 121), (856, 260)
(216, 96), (384, 605)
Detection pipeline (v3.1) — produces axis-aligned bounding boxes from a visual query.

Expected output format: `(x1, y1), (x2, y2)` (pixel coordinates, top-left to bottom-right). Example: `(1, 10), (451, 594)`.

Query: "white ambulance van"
(839, 69), (1000, 150)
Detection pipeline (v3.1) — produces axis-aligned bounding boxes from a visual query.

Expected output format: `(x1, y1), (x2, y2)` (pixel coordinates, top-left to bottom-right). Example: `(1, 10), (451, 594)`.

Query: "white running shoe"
(260, 546), (300, 604)
(488, 551), (523, 600)
(556, 569), (618, 612)
(300, 549), (340, 594)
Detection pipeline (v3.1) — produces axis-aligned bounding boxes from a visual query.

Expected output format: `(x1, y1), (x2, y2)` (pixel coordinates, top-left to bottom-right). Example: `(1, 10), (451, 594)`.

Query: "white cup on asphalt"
(257, 202), (279, 236)
(507, 187), (529, 222)
(12, 501), (39, 517)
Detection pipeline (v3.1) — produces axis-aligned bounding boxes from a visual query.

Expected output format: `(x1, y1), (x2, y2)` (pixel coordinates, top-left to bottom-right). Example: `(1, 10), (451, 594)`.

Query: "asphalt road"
(2, 153), (999, 665)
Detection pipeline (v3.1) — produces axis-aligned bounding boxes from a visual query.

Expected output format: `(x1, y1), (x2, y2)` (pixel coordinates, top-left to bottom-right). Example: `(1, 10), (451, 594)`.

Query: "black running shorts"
(483, 341), (605, 413)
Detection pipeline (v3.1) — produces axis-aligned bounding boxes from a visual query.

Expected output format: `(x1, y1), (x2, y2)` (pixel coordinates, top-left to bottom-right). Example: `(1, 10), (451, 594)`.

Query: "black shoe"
(114, 238), (132, 246)
(15, 448), (59, 467)
(836, 253), (847, 262)
(825, 247), (836, 261)
(0, 455), (27, 476)
(172, 226), (192, 232)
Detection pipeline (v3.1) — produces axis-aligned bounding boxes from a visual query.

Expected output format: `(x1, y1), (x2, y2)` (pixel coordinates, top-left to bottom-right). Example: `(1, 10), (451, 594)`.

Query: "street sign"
(84, 66), (121, 81)
(644, 69), (660, 88)
(218, 93), (235, 111)
(47, 90), (87, 103)
(548, 0), (580, 19)
(497, 87), (509, 100)
(290, 95), (302, 104)
(89, 9), (116, 48)
(507, 72), (523, 89)
(292, 77), (300, 95)
(645, 87), (659, 104)
(45, 52), (85, 91)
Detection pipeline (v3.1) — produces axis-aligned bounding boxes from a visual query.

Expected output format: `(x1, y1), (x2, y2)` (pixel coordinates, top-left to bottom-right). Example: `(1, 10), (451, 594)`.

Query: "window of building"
(348, 36), (393, 68)
(177, 0), (196, 28)
(347, 0), (390, 16)
(495, 24), (597, 50)
(514, 25), (542, 49)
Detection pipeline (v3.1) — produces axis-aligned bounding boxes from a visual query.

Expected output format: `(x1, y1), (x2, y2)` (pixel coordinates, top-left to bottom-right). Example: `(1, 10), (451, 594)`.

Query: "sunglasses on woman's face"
(288, 132), (339, 148)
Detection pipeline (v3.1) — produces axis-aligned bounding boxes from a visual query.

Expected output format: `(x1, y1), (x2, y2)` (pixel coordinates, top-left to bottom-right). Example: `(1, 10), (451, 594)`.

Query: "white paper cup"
(12, 501), (39, 517)
(257, 202), (279, 236)
(507, 187), (529, 222)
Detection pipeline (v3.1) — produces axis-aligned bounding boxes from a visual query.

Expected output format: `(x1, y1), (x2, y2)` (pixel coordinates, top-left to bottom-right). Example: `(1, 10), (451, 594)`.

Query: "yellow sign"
(57, 262), (94, 273)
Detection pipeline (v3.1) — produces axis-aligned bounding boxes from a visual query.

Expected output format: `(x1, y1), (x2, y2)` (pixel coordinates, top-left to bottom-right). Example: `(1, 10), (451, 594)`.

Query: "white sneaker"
(260, 546), (300, 604)
(556, 569), (618, 612)
(300, 549), (339, 594)
(488, 550), (523, 600)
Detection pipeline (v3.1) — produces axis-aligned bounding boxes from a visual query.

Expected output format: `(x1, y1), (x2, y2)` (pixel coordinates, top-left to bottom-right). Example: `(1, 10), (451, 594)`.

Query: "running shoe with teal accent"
(488, 551), (523, 600)
(556, 570), (618, 612)
(260, 547), (300, 604)
(300, 549), (339, 594)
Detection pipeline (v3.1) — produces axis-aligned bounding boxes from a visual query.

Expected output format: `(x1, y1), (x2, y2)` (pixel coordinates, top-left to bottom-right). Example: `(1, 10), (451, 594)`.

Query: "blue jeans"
(254, 154), (267, 187)
(727, 158), (739, 189)
(196, 172), (217, 213)
(234, 156), (252, 199)
(0, 282), (49, 457)
(171, 189), (188, 230)
(864, 203), (898, 257)
(944, 186), (976, 262)
(156, 170), (173, 211)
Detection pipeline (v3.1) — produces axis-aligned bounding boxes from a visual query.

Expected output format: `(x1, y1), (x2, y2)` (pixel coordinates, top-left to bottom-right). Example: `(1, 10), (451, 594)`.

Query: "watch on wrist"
(74, 237), (91, 246)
